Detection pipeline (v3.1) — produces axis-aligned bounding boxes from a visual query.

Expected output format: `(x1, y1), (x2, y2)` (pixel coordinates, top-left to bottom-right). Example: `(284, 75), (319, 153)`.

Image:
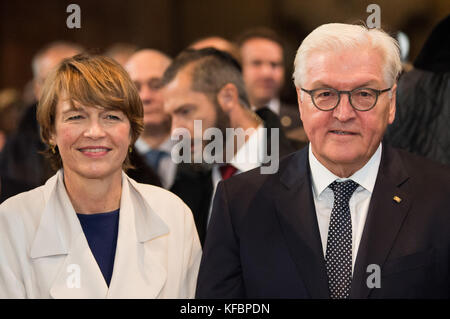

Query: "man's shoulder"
(390, 146), (450, 175)
(223, 147), (307, 194)
(384, 145), (450, 192)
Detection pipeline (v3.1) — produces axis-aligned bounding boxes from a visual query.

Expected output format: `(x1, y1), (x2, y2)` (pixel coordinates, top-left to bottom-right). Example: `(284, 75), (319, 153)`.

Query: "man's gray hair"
(293, 23), (402, 88)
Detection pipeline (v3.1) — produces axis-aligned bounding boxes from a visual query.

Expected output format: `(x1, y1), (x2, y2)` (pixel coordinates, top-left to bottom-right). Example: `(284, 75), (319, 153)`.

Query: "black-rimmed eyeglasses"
(300, 87), (391, 111)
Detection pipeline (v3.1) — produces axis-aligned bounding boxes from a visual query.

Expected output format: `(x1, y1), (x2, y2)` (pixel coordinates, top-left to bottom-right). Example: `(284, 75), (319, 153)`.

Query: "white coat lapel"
(107, 174), (169, 298)
(43, 171), (108, 299)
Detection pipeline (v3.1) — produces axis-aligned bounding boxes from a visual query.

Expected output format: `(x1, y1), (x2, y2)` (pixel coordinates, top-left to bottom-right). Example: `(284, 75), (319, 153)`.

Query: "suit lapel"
(350, 145), (412, 298)
(274, 149), (329, 298)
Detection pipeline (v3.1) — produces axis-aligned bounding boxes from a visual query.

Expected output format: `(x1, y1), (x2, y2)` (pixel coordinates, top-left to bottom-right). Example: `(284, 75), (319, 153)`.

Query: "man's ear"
(388, 83), (397, 124)
(217, 83), (239, 113)
(296, 87), (304, 121)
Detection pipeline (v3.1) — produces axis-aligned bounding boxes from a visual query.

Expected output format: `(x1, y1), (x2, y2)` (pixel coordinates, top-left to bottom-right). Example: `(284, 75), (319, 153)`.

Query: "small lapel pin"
(393, 196), (402, 203)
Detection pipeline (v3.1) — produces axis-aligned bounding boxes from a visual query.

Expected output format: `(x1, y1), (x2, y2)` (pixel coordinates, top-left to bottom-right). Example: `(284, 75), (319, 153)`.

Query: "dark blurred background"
(1, 0), (449, 102)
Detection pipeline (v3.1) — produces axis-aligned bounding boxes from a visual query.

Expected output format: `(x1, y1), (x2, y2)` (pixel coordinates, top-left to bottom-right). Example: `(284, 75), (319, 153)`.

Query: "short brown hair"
(37, 54), (143, 171)
(162, 48), (250, 108)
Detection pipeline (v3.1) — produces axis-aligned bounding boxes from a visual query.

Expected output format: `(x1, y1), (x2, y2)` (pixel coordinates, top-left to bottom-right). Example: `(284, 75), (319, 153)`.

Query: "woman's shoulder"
(0, 184), (47, 238)
(0, 174), (58, 223)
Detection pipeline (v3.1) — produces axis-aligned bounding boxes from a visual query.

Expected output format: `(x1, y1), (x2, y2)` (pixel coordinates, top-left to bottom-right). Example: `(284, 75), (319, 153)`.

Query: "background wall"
(0, 0), (448, 102)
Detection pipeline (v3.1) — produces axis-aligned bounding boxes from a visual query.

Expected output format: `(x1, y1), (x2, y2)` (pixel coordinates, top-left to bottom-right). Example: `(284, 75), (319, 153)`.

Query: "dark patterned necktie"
(325, 180), (359, 299)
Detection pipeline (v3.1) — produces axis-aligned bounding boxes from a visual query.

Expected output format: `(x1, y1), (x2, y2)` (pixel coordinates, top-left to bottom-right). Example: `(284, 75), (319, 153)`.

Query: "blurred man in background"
(125, 49), (175, 189)
(162, 48), (295, 245)
(236, 27), (307, 146)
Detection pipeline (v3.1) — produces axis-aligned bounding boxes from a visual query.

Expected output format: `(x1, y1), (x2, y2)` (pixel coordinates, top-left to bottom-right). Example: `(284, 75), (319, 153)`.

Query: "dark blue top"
(77, 209), (120, 287)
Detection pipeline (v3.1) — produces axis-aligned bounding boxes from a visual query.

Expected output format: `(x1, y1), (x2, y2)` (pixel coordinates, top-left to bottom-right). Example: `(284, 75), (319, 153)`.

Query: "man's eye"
(356, 90), (375, 98)
(317, 91), (332, 97)
(179, 109), (190, 116)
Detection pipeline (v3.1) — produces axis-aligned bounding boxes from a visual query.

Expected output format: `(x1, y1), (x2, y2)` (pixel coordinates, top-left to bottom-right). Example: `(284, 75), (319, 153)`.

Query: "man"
(196, 23), (450, 298)
(125, 49), (175, 189)
(236, 27), (307, 145)
(0, 42), (83, 202)
(162, 48), (295, 245)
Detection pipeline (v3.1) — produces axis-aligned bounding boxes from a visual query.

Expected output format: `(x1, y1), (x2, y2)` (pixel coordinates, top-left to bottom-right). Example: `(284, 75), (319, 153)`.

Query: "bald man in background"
(125, 49), (176, 189)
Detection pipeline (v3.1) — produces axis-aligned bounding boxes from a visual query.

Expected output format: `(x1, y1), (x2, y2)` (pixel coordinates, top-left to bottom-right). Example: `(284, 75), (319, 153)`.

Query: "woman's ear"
(217, 83), (239, 113)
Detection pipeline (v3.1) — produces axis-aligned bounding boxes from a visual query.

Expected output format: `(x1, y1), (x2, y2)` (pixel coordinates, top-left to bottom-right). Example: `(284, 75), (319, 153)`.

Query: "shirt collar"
(267, 98), (281, 115)
(229, 124), (265, 172)
(309, 143), (382, 197)
(250, 98), (280, 115)
(135, 137), (173, 154)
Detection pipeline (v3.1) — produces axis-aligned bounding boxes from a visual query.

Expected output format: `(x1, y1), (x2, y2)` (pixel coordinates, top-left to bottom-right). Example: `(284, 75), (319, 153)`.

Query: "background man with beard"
(162, 48), (295, 245)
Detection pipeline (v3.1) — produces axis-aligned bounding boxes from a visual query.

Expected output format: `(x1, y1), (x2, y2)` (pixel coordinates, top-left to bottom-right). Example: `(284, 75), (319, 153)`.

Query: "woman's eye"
(106, 114), (121, 120)
(67, 115), (83, 121)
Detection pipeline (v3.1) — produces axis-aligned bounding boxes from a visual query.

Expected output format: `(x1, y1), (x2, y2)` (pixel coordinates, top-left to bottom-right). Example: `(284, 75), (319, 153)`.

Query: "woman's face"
(50, 99), (131, 181)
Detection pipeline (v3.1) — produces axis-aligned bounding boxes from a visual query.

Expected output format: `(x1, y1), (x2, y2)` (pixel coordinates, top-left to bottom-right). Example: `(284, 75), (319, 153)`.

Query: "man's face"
(163, 67), (228, 159)
(241, 38), (284, 107)
(125, 51), (171, 127)
(297, 46), (396, 177)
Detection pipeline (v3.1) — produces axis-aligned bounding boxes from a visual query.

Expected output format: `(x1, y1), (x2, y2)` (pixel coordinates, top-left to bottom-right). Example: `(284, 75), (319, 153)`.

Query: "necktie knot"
(219, 164), (238, 180)
(329, 180), (359, 203)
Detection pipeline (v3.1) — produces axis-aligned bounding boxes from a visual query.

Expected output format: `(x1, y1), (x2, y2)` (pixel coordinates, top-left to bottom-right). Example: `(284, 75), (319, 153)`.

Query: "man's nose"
(140, 84), (154, 101)
(332, 93), (356, 121)
(260, 63), (274, 76)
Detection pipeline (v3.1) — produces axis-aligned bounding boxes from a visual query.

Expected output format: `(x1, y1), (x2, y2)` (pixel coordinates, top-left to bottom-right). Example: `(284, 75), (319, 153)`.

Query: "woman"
(0, 54), (201, 298)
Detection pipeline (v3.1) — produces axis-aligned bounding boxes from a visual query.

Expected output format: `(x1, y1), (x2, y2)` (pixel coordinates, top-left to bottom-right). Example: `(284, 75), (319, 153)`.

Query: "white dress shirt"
(135, 137), (177, 189)
(308, 143), (382, 273)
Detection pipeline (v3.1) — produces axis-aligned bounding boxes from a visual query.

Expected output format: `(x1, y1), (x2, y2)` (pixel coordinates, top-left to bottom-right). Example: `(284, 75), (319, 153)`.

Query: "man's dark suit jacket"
(196, 145), (450, 298)
(175, 116), (297, 246)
